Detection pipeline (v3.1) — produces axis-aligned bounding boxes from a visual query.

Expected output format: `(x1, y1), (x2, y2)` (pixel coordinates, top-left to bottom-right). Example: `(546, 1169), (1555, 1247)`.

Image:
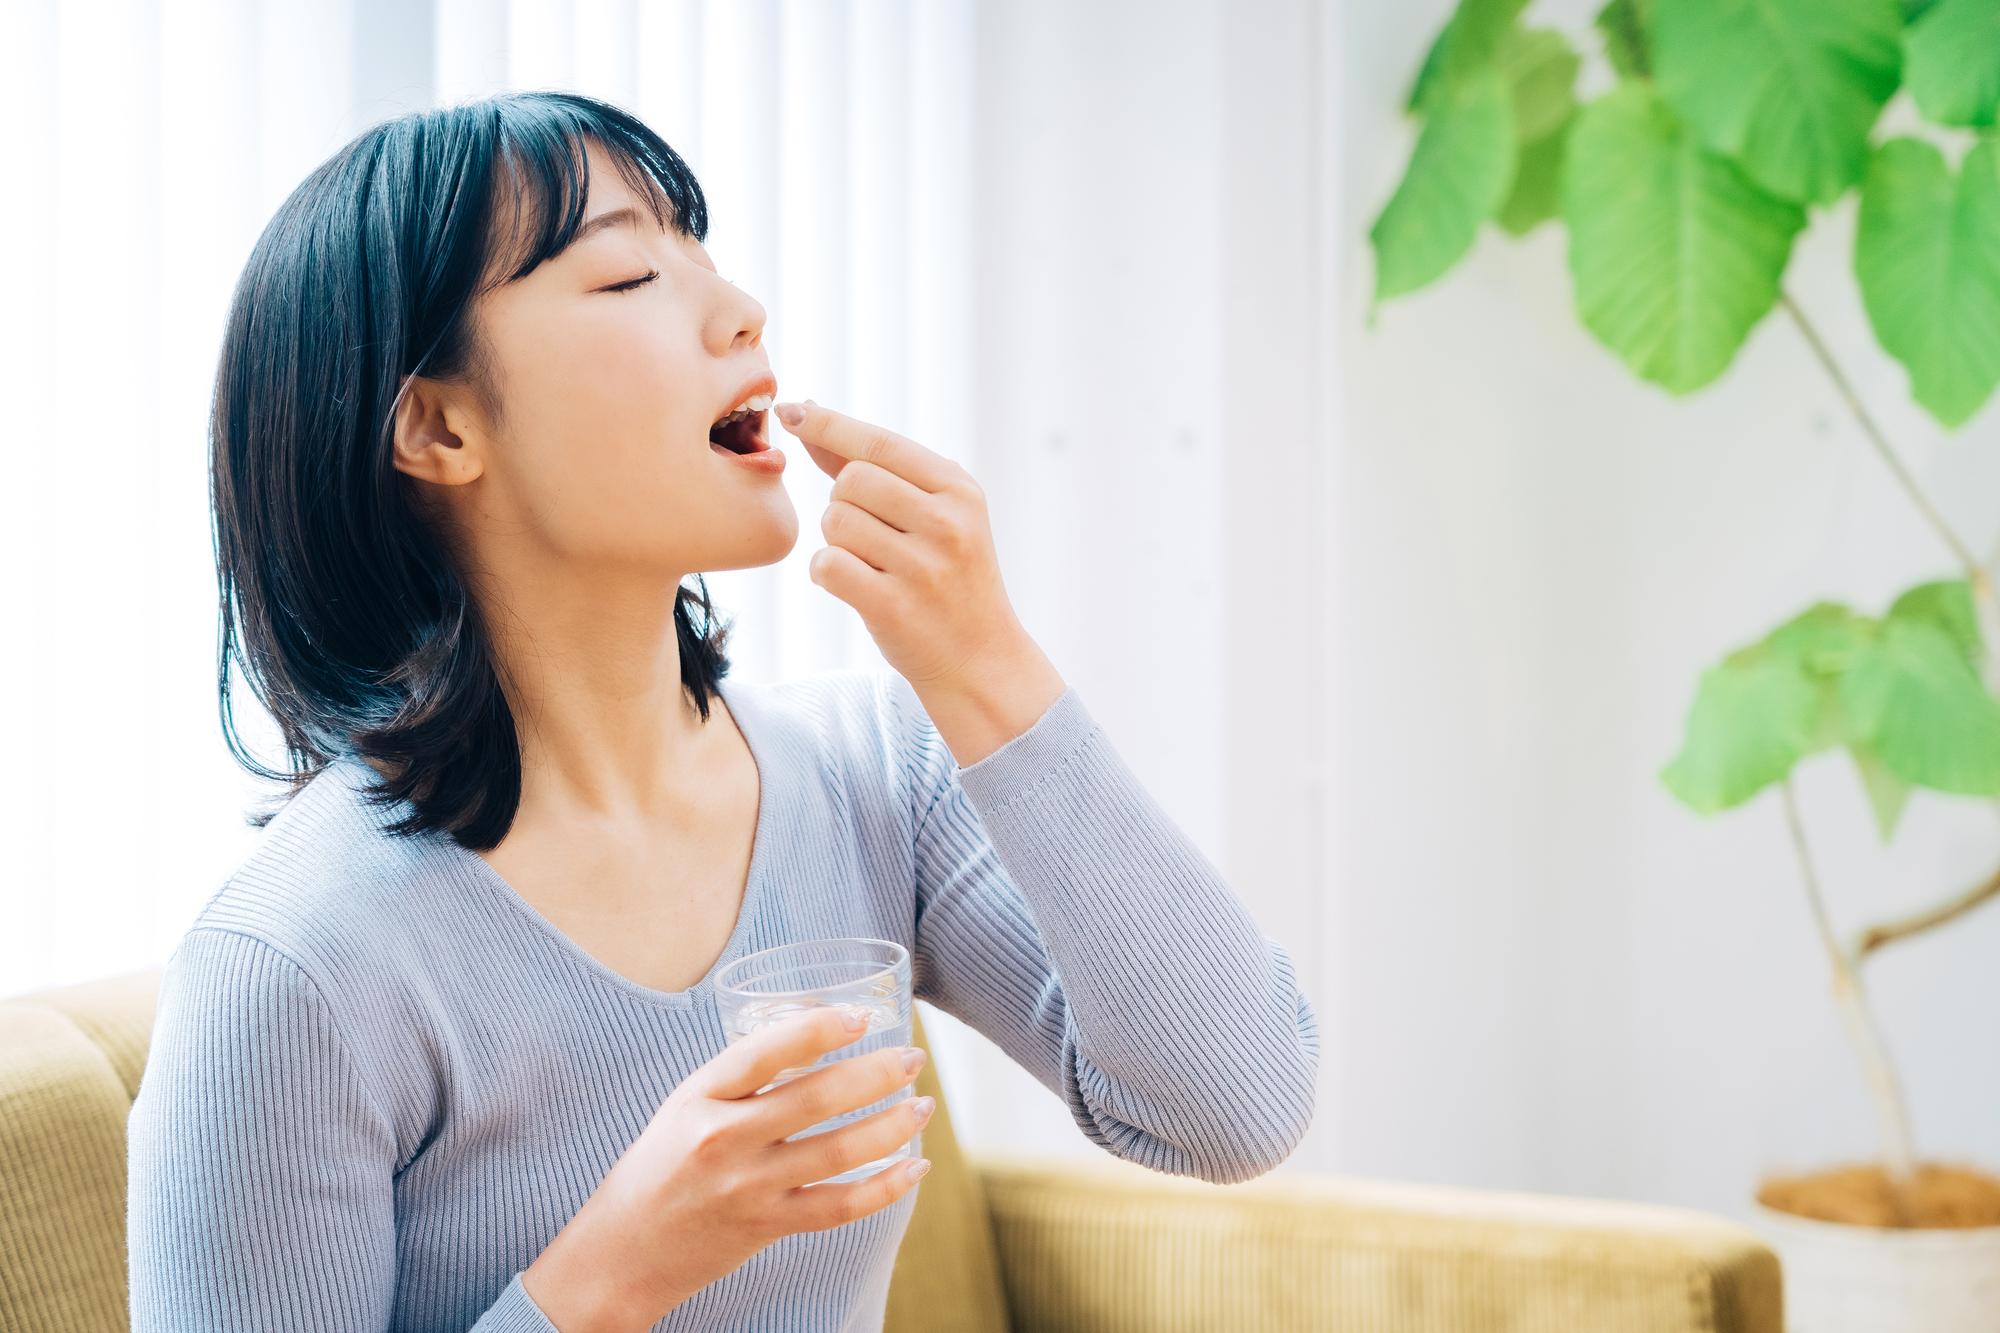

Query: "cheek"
(510, 311), (694, 444)
(496, 316), (704, 502)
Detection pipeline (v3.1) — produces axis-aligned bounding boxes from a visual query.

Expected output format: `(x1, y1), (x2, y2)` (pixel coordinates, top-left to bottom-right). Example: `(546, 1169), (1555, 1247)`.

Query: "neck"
(478, 563), (714, 816)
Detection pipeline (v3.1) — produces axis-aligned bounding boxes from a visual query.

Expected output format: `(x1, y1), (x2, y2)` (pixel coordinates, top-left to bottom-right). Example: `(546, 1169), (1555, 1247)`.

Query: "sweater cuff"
(470, 1274), (561, 1332)
(954, 687), (1098, 814)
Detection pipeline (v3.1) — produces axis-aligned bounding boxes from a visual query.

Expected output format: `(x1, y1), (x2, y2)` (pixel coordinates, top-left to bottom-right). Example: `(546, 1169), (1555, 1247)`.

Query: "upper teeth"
(728, 394), (773, 418)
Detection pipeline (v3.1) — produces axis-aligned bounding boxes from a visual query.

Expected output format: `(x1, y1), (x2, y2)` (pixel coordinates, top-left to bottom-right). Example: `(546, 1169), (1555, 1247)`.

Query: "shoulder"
(722, 671), (960, 837)
(722, 670), (954, 785)
(185, 760), (474, 1006)
(164, 763), (488, 1135)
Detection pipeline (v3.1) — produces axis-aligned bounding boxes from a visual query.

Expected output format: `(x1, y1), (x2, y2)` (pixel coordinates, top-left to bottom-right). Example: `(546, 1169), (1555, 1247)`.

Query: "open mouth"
(710, 393), (774, 456)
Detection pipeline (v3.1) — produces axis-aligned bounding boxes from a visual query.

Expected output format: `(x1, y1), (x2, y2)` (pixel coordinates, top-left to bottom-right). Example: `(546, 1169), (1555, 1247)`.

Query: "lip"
(714, 440), (786, 475)
(717, 372), (778, 428)
(710, 370), (780, 470)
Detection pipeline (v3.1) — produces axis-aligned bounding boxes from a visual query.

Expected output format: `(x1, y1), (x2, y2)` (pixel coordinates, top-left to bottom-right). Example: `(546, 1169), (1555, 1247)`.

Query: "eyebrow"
(573, 206), (646, 243)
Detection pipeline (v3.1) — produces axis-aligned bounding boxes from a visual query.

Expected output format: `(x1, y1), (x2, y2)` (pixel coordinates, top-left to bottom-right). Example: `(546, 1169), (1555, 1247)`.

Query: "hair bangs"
(485, 95), (709, 288)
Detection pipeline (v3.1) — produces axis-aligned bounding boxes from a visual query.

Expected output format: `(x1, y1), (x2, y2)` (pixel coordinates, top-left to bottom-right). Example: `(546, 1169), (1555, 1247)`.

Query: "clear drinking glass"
(712, 938), (915, 1184)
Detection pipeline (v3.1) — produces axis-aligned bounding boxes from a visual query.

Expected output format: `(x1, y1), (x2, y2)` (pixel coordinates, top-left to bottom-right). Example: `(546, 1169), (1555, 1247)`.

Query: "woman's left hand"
(774, 400), (1065, 767)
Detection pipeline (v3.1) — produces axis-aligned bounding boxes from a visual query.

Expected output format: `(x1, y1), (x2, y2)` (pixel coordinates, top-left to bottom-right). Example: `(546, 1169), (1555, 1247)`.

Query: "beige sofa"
(1, 972), (1781, 1332)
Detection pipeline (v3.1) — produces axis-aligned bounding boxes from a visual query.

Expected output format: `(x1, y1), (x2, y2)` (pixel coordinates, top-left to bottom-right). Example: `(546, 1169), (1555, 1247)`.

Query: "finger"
(828, 460), (932, 535)
(789, 1155), (934, 1233)
(821, 499), (907, 573)
(699, 1005), (873, 1101)
(808, 544), (888, 609)
(775, 401), (957, 493)
(750, 1044), (923, 1144)
(803, 439), (847, 481)
(770, 1094), (935, 1190)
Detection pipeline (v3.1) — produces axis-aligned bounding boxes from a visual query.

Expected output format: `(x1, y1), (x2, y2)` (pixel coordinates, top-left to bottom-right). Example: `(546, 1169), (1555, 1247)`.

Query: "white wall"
(953, 0), (2000, 1225)
(933, 0), (1345, 1168)
(1327, 0), (2000, 1216)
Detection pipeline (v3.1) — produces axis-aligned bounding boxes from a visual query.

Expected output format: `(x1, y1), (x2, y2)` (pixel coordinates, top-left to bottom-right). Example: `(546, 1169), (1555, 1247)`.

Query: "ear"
(392, 376), (487, 487)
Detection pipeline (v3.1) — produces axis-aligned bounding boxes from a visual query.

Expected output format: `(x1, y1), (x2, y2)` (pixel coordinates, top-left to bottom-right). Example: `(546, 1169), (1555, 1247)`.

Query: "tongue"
(711, 414), (761, 454)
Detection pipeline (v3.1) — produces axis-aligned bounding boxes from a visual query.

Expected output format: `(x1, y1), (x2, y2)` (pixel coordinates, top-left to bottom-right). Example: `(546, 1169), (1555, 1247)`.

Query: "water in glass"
(713, 938), (914, 1184)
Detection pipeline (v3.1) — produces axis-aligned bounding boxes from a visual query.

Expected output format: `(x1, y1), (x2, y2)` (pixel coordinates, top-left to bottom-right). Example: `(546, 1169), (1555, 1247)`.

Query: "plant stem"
(1781, 781), (1919, 1192)
(1780, 292), (1984, 580)
(1855, 863), (2000, 960)
(1781, 292), (2000, 693)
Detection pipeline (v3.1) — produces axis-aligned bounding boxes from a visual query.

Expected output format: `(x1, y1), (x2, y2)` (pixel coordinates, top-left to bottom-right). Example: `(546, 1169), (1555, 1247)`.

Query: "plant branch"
(1780, 292), (1984, 581)
(1781, 781), (1919, 1191)
(1855, 863), (2000, 960)
(1781, 291), (2000, 693)
(1785, 780), (1855, 966)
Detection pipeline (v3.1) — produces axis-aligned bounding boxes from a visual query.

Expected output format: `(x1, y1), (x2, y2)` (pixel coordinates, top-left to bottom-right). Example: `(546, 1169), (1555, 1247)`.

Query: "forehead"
(580, 140), (651, 214)
(487, 134), (674, 283)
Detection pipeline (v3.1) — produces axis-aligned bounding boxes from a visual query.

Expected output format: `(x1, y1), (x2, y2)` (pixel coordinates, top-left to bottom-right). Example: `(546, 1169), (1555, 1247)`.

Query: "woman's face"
(409, 142), (798, 585)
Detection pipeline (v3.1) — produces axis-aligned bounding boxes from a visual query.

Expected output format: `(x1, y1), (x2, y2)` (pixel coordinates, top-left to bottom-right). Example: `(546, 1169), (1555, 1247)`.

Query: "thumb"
(810, 546), (881, 609)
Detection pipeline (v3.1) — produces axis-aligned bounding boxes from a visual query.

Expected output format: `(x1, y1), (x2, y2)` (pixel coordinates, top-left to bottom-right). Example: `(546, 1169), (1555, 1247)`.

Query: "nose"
(707, 273), (766, 355)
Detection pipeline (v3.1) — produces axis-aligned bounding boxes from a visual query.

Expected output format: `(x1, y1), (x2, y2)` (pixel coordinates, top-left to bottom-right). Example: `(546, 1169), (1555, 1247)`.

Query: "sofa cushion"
(13, 973), (162, 1104)
(881, 1009), (1011, 1333)
(0, 1001), (138, 1333)
(977, 1155), (1783, 1333)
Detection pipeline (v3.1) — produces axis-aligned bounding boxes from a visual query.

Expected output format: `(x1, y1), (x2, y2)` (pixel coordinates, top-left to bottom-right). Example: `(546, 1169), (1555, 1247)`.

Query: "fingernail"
(901, 1047), (927, 1075)
(911, 1095), (936, 1127)
(776, 402), (805, 427)
(906, 1158), (932, 1184)
(839, 1005), (872, 1032)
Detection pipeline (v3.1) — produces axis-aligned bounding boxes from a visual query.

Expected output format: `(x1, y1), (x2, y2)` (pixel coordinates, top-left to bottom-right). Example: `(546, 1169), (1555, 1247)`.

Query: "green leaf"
(1596, 0), (1653, 79)
(1489, 27), (1579, 238)
(1855, 138), (2000, 427)
(1564, 85), (1806, 393)
(1851, 742), (1914, 837)
(1373, 73), (1518, 301)
(1498, 121), (1571, 235)
(1907, 0), (2000, 126)
(1887, 579), (1980, 650)
(1499, 28), (1581, 143)
(1662, 602), (1866, 814)
(1409, 0), (1533, 112)
(1769, 601), (1874, 668)
(1841, 616), (2000, 794)
(1653, 0), (1904, 205)
(1382, 4), (1572, 297)
(1662, 643), (1823, 813)
(1663, 588), (1999, 827)
(1769, 601), (1874, 744)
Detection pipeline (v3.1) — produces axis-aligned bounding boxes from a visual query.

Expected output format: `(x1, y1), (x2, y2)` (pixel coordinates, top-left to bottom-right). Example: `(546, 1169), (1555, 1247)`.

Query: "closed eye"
(601, 270), (659, 294)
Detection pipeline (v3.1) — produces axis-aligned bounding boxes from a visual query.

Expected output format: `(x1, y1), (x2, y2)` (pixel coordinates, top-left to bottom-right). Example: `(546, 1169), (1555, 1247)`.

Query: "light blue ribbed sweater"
(127, 673), (1318, 1332)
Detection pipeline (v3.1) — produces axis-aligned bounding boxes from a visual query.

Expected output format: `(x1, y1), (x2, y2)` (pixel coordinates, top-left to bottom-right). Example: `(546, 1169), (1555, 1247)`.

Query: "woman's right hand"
(520, 1005), (934, 1332)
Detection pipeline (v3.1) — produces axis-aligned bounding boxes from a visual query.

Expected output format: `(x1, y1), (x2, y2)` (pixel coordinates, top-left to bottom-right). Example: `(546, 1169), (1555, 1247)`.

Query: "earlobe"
(391, 376), (485, 487)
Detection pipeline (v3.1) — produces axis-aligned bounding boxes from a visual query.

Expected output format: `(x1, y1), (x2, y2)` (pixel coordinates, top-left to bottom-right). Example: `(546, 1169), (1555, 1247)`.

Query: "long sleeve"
(126, 929), (556, 1333)
(903, 685), (1319, 1184)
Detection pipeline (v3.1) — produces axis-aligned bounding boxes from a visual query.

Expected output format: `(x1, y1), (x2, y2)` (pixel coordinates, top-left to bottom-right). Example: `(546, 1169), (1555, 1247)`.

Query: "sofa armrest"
(974, 1154), (1780, 1333)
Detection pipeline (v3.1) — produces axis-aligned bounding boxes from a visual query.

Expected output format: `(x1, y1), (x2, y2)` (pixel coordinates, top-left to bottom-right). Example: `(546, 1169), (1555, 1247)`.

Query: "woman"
(128, 92), (1316, 1333)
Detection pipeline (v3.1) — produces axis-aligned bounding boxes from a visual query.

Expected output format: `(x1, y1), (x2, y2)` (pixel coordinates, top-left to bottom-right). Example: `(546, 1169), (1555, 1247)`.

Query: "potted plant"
(1371, 0), (2000, 1326)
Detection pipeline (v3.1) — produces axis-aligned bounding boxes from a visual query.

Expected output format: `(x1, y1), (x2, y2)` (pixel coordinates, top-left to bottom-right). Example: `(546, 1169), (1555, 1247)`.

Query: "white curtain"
(0, 0), (975, 993)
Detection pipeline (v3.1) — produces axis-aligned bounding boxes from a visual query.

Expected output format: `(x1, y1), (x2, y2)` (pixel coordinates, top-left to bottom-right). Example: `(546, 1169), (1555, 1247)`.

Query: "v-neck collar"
(444, 676), (778, 1012)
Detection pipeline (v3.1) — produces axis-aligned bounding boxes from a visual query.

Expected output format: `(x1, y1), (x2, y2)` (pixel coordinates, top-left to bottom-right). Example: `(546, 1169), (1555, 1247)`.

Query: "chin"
(709, 498), (800, 572)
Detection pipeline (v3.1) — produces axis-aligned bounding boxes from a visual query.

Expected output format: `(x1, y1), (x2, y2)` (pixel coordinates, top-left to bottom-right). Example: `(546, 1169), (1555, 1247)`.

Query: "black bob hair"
(213, 91), (730, 851)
